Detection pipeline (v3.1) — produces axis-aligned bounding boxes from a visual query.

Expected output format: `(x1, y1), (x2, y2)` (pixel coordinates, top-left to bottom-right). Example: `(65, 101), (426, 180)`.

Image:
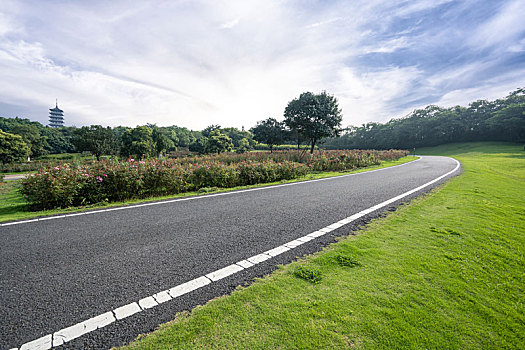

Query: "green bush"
(20, 149), (409, 210)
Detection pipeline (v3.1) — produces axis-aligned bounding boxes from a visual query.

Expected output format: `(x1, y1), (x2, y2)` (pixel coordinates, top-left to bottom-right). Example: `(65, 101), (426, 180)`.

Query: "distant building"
(49, 100), (64, 128)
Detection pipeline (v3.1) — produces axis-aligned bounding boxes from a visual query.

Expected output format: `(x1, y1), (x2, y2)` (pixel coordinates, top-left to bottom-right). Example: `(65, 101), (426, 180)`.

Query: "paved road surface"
(0, 156), (460, 349)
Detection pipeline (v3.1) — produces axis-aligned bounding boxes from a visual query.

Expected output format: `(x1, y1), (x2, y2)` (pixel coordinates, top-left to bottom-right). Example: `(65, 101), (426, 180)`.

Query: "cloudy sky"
(0, 0), (524, 130)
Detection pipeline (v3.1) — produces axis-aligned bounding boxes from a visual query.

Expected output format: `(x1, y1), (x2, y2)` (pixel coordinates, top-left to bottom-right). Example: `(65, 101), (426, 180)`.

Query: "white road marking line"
(205, 264), (244, 281)
(306, 230), (326, 238)
(236, 259), (255, 268)
(247, 253), (272, 264)
(152, 290), (172, 304)
(138, 296), (158, 310)
(168, 276), (211, 299)
(1, 157), (421, 227)
(15, 157), (460, 350)
(19, 334), (52, 350)
(297, 235), (315, 243)
(284, 239), (305, 248)
(113, 302), (142, 320)
(264, 245), (291, 257)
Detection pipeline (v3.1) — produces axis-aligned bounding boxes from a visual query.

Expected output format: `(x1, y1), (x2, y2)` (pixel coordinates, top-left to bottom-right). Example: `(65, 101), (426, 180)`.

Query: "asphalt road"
(0, 156), (460, 349)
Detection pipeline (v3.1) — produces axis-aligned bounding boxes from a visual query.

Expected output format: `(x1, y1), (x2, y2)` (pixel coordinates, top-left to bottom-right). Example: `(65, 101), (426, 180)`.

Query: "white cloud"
(306, 17), (342, 29)
(362, 37), (411, 54)
(220, 18), (240, 29)
(469, 0), (525, 50)
(332, 65), (423, 126)
(436, 69), (525, 107)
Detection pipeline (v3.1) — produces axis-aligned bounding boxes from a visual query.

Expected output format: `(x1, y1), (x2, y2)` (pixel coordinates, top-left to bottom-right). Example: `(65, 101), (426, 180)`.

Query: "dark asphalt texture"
(0, 156), (460, 349)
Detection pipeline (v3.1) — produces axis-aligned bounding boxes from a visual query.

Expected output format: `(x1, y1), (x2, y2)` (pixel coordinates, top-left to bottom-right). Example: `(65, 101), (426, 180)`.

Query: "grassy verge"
(0, 156), (414, 223)
(119, 142), (524, 349)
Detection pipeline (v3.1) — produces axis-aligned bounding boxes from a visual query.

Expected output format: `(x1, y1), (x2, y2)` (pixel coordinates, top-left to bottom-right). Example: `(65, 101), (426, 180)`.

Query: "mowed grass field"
(119, 142), (524, 349)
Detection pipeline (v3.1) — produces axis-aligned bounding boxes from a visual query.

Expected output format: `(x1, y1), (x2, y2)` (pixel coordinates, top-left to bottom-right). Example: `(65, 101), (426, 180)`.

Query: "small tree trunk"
(270, 145), (273, 153)
(310, 139), (316, 154)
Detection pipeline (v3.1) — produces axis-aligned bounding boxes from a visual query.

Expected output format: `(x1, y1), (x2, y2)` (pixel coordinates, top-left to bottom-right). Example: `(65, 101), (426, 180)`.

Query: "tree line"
(0, 91), (342, 163)
(1, 88), (523, 163)
(323, 88), (524, 150)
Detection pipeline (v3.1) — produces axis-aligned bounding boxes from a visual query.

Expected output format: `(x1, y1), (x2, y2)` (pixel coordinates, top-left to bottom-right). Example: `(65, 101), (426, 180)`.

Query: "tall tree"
(0, 130), (30, 164)
(72, 125), (117, 160)
(152, 127), (175, 156)
(205, 129), (233, 154)
(120, 126), (156, 158)
(284, 91), (343, 154)
(10, 124), (48, 158)
(202, 124), (221, 137)
(250, 118), (286, 153)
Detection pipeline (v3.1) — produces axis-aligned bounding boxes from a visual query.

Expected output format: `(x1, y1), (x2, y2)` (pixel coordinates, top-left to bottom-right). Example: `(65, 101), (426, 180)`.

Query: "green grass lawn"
(0, 156), (414, 223)
(119, 142), (524, 350)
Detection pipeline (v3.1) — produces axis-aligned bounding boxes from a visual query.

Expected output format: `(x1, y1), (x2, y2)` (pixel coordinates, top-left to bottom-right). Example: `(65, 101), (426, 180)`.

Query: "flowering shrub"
(21, 149), (408, 210)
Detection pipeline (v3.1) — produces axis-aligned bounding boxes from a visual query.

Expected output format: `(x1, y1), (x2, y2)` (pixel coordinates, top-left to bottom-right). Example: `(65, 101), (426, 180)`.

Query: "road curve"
(0, 156), (460, 349)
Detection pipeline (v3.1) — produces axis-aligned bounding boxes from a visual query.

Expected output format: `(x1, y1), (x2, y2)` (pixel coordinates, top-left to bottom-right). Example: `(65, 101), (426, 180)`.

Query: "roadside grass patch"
(293, 266), (322, 284)
(333, 254), (361, 267)
(119, 142), (524, 350)
(429, 226), (462, 235)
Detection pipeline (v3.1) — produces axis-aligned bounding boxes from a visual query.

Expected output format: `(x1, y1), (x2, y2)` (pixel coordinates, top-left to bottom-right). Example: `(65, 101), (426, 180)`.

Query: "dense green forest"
(323, 88), (524, 150)
(1, 88), (523, 163)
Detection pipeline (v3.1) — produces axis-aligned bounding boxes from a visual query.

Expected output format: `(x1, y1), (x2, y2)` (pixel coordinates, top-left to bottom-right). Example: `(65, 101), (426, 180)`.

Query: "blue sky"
(0, 0), (524, 130)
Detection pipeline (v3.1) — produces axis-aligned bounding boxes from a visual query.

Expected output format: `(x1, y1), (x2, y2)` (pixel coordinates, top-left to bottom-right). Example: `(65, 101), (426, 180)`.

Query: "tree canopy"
(250, 118), (286, 153)
(120, 126), (156, 158)
(0, 130), (30, 164)
(323, 88), (525, 150)
(72, 125), (117, 160)
(284, 91), (342, 153)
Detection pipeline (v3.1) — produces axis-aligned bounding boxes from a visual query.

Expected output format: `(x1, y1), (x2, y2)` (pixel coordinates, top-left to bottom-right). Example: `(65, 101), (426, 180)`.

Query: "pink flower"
(53, 167), (59, 170)
(130, 158), (135, 162)
(103, 174), (108, 177)
(96, 176), (103, 183)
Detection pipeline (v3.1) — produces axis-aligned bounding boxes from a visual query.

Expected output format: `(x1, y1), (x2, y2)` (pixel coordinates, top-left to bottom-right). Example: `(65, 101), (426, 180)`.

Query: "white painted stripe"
(247, 253), (272, 264)
(236, 259), (255, 268)
(138, 296), (158, 310)
(205, 264), (244, 281)
(37, 216), (65, 221)
(284, 239), (305, 248)
(114, 302), (142, 320)
(306, 230), (326, 238)
(16, 157), (460, 349)
(1, 157), (421, 227)
(296, 235), (315, 243)
(168, 276), (211, 298)
(327, 222), (344, 230)
(152, 290), (172, 304)
(52, 312), (115, 347)
(20, 334), (51, 350)
(264, 245), (290, 257)
(60, 212), (85, 217)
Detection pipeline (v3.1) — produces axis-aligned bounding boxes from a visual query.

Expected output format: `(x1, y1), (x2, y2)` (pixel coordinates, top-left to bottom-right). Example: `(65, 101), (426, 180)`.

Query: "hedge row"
(20, 149), (408, 210)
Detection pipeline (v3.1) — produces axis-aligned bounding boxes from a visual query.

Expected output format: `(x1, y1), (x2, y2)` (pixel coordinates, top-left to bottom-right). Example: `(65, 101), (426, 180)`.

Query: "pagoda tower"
(49, 99), (64, 128)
